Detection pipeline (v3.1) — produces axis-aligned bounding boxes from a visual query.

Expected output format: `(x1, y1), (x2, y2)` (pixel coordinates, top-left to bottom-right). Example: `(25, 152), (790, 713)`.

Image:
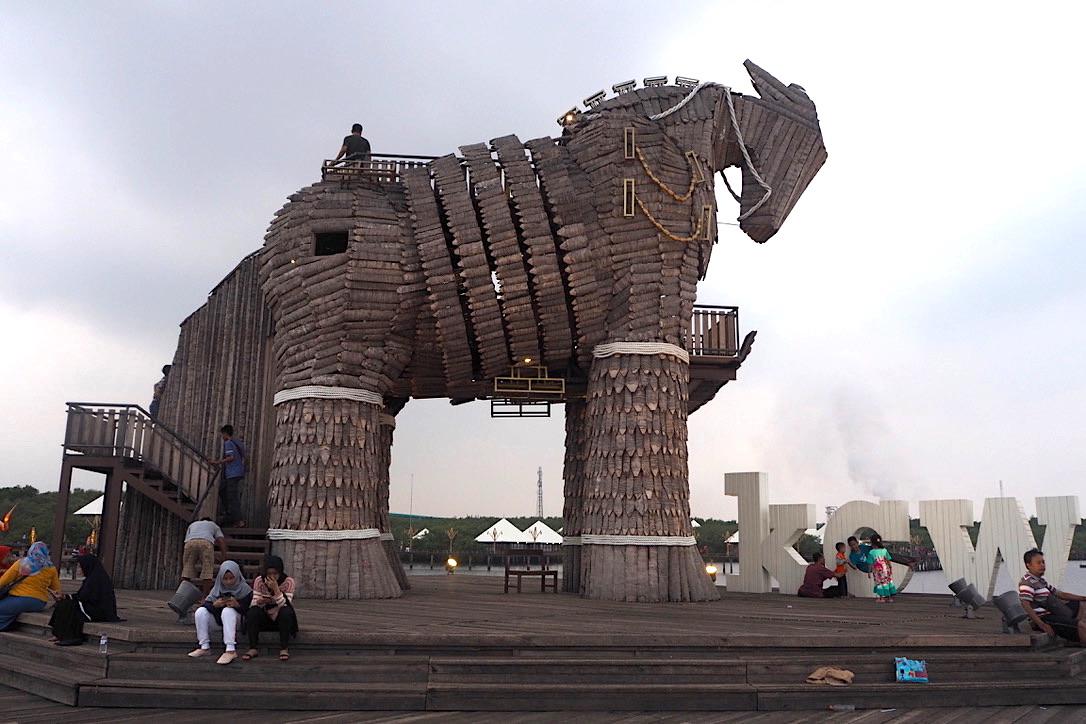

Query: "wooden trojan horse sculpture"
(259, 60), (826, 600)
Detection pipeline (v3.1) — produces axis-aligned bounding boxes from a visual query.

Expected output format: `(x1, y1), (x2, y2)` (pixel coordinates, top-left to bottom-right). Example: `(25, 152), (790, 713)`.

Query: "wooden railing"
(63, 403), (218, 512)
(687, 305), (739, 357)
(321, 152), (438, 183)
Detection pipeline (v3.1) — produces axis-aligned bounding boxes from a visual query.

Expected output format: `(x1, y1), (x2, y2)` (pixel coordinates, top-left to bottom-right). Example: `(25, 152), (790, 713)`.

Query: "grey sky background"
(1, 2), (1083, 522)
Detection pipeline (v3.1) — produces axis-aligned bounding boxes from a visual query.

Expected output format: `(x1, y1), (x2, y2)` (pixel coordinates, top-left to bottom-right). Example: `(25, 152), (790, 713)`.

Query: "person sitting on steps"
(242, 555), (298, 662)
(190, 561), (252, 665)
(0, 542), (61, 631)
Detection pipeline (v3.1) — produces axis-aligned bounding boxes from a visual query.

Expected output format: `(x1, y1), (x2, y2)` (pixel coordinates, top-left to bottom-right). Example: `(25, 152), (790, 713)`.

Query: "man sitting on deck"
(798, 552), (845, 598)
(334, 123), (371, 165)
(1019, 548), (1086, 643)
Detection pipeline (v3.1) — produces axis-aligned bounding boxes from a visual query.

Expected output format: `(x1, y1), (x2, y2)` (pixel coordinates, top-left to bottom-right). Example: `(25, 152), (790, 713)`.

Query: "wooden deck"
(46, 574), (1030, 648)
(2, 576), (1085, 714)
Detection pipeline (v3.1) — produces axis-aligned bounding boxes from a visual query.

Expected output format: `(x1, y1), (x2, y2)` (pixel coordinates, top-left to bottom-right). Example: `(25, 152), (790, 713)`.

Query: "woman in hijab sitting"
(0, 542), (61, 631)
(49, 554), (121, 645)
(189, 561), (252, 665)
(242, 555), (297, 661)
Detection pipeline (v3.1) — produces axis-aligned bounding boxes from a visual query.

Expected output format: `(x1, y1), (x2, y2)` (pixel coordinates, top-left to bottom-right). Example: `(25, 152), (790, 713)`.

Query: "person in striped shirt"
(1019, 548), (1086, 642)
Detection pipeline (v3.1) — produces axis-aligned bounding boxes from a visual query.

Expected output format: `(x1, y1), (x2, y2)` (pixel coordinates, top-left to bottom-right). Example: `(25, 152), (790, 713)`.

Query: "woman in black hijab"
(49, 554), (120, 645)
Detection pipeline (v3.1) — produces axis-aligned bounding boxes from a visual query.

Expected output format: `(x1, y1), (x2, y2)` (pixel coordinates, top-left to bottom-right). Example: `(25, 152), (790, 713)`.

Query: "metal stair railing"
(63, 402), (218, 518)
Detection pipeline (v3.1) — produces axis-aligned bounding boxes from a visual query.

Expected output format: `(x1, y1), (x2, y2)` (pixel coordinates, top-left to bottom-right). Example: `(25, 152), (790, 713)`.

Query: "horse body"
(259, 62), (826, 599)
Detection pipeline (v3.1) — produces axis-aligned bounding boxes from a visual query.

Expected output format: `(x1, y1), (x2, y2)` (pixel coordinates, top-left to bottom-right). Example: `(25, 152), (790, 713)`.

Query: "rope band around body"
(267, 528), (387, 541)
(273, 385), (384, 408)
(565, 534), (697, 546)
(593, 342), (690, 364)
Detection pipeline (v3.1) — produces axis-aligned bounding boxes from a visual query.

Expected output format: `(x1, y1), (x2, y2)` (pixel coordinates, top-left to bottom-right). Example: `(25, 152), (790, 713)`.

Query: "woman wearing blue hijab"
(0, 542), (61, 630)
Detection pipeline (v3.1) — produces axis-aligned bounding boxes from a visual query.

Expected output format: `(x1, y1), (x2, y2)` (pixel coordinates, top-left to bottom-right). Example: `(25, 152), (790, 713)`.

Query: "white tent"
(725, 531), (739, 544)
(804, 525), (824, 542)
(74, 496), (103, 516)
(474, 518), (527, 544)
(521, 520), (563, 545)
(411, 528), (430, 540)
(691, 518), (701, 528)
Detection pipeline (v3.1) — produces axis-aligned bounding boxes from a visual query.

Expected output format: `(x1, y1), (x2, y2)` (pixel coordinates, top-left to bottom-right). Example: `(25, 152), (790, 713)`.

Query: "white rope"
(722, 87), (772, 221)
(379, 532), (395, 541)
(593, 342), (689, 364)
(649, 81), (718, 120)
(273, 385), (384, 408)
(581, 534), (697, 547)
(266, 528), (383, 541)
(562, 536), (582, 546)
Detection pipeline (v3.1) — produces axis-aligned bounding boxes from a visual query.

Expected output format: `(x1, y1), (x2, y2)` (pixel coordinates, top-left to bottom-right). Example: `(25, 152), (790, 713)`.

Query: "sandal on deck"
(241, 649), (258, 661)
(279, 650), (290, 661)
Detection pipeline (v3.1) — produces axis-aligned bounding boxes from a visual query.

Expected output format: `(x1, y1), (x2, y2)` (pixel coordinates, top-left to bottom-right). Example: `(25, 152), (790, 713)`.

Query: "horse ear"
(743, 60), (819, 124)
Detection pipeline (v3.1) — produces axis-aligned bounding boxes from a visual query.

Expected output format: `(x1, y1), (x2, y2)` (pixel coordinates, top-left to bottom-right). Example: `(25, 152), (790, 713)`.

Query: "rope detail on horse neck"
(272, 385), (384, 408)
(646, 82), (772, 222)
(593, 342), (689, 364)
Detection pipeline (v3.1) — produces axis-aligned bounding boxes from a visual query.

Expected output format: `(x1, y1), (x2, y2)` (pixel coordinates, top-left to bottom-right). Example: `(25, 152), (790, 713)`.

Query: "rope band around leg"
(593, 342), (689, 364)
(273, 385), (384, 407)
(267, 528), (393, 541)
(573, 534), (697, 546)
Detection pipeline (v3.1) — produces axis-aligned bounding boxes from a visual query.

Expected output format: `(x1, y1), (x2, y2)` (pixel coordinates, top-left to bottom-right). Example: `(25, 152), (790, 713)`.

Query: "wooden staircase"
(219, 527), (271, 579)
(55, 403), (227, 573)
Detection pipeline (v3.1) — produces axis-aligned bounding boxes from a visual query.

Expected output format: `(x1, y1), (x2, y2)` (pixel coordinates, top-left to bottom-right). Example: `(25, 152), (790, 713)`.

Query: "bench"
(503, 549), (558, 593)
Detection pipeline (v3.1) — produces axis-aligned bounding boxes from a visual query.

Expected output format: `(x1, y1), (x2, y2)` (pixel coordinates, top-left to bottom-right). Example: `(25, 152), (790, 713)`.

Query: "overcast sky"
(2, 2), (1084, 523)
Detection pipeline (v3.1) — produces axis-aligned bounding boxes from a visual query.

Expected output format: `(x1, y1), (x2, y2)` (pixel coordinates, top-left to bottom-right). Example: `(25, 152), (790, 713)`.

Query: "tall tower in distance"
(536, 467), (544, 518)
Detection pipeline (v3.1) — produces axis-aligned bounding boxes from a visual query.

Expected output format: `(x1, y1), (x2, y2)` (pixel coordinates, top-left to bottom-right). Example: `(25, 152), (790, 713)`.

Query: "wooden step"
(0, 630), (109, 674)
(78, 679), (426, 710)
(106, 652), (430, 682)
(425, 681), (759, 711)
(753, 677), (1086, 711)
(0, 651), (88, 706)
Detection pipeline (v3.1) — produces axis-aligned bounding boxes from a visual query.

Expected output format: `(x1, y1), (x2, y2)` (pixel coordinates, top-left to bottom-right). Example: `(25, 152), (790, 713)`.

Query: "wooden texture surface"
(132, 68), (827, 599)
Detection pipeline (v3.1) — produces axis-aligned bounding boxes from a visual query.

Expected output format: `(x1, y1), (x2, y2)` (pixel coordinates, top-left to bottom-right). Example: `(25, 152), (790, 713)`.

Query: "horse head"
(724, 61), (827, 243)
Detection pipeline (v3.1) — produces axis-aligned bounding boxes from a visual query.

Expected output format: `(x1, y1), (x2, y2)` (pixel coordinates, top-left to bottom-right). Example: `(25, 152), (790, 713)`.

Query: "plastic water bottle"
(98, 634), (108, 655)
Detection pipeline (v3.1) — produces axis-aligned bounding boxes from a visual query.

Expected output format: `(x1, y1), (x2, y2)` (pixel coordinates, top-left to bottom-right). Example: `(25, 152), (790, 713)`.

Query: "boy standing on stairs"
(213, 424), (246, 528)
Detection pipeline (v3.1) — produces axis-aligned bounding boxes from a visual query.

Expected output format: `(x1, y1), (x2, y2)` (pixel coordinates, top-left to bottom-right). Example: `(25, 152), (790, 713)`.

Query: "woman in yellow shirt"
(0, 542), (61, 630)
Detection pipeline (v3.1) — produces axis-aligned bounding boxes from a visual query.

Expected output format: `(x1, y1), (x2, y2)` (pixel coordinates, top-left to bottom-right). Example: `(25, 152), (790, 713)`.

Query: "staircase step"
(0, 630), (109, 675)
(78, 679), (426, 710)
(753, 677), (1086, 711)
(426, 682), (758, 711)
(106, 652), (430, 682)
(0, 651), (89, 706)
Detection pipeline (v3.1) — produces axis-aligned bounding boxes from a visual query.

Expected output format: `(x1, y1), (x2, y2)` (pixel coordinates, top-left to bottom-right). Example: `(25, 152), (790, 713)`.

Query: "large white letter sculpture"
(821, 500), (911, 598)
(725, 472), (813, 594)
(921, 496), (1080, 598)
(724, 472), (770, 592)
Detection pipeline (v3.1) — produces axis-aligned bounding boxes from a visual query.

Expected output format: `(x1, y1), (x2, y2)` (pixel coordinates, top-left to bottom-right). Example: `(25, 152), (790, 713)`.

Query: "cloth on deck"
(806, 667), (855, 686)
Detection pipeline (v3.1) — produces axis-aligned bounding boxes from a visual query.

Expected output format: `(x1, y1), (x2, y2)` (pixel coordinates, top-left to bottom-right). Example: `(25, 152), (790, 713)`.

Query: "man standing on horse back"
(335, 123), (371, 164)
